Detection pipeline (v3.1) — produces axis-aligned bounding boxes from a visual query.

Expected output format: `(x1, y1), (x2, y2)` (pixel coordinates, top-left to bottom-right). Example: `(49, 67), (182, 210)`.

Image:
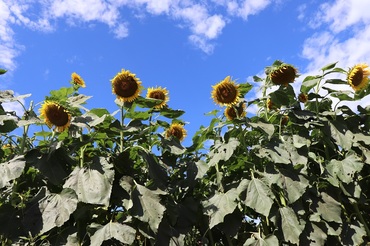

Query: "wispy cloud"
(0, 0), (276, 73)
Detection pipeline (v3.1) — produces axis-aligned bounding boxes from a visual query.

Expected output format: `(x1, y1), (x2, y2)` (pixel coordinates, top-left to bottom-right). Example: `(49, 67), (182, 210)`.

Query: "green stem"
(215, 162), (224, 192)
(353, 202), (370, 238)
(19, 101), (33, 154)
(120, 105), (125, 152)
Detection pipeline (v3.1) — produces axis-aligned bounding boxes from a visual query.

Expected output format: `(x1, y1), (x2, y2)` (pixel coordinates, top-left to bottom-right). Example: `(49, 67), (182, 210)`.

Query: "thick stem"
(19, 101), (33, 154)
(353, 202), (370, 238)
(120, 106), (125, 152)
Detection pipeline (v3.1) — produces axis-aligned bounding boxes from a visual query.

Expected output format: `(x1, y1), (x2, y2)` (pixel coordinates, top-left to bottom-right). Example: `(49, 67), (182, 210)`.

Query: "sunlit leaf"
(0, 155), (26, 189)
(249, 122), (274, 139)
(321, 62), (337, 71)
(279, 207), (304, 245)
(317, 192), (342, 223)
(244, 234), (279, 246)
(326, 154), (363, 184)
(208, 138), (240, 167)
(89, 222), (136, 246)
(239, 83), (253, 96)
(160, 107), (185, 119)
(203, 188), (239, 228)
(63, 157), (114, 206)
(245, 178), (274, 217)
(0, 69), (7, 75)
(301, 76), (321, 93)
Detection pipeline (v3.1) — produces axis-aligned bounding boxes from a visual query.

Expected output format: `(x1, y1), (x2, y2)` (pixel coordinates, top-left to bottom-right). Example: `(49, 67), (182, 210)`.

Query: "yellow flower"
(298, 92), (308, 103)
(347, 63), (370, 92)
(40, 101), (71, 132)
(71, 72), (86, 87)
(146, 87), (169, 109)
(165, 123), (187, 142)
(111, 69), (143, 102)
(211, 76), (240, 106)
(269, 64), (298, 86)
(224, 102), (246, 120)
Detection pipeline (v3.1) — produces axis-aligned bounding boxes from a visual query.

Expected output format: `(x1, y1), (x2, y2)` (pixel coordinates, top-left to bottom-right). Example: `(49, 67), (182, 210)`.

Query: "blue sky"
(1, 0), (370, 145)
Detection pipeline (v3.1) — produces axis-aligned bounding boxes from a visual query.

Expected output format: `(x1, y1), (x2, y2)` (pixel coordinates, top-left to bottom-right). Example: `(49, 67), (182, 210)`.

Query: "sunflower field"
(1, 61), (370, 245)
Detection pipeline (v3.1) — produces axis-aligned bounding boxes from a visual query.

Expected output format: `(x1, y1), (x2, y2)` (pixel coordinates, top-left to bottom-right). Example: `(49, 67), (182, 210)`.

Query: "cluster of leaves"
(1, 61), (370, 245)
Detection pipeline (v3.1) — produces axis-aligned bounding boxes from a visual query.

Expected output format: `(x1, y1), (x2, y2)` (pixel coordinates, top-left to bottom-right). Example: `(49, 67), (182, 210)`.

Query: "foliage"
(1, 61), (370, 245)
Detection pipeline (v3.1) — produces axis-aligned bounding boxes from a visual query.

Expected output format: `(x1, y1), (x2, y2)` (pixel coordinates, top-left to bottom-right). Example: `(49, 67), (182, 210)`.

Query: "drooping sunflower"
(224, 102), (246, 120)
(347, 63), (370, 92)
(165, 123), (187, 142)
(146, 87), (169, 109)
(71, 72), (86, 88)
(111, 69), (143, 102)
(298, 92), (308, 103)
(269, 64), (298, 86)
(40, 101), (71, 132)
(211, 76), (240, 106)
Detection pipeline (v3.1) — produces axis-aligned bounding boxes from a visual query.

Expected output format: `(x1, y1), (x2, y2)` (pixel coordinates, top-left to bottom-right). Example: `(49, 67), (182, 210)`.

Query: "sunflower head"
(211, 76), (241, 106)
(224, 102), (246, 121)
(165, 123), (187, 142)
(71, 72), (86, 88)
(347, 63), (370, 92)
(298, 92), (308, 103)
(146, 87), (169, 109)
(268, 64), (298, 86)
(40, 101), (71, 132)
(111, 69), (143, 102)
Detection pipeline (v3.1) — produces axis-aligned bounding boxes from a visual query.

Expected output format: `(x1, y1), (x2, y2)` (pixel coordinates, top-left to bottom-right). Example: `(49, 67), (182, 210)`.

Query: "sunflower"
(224, 102), (246, 120)
(211, 76), (240, 106)
(347, 63), (370, 92)
(111, 69), (143, 102)
(298, 92), (308, 103)
(165, 123), (187, 142)
(269, 64), (298, 86)
(71, 72), (86, 88)
(146, 87), (169, 109)
(40, 101), (71, 132)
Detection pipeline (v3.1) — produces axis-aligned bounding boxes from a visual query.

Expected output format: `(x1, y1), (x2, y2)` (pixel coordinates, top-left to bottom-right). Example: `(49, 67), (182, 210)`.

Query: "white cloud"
(0, 0), (275, 73)
(301, 0), (370, 110)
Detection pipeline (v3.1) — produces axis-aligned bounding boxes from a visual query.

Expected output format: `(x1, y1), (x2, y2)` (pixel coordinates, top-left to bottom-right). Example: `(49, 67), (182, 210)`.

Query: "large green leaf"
(160, 107), (185, 119)
(89, 222), (136, 246)
(279, 207), (304, 245)
(326, 154), (363, 184)
(0, 155), (26, 188)
(23, 187), (78, 235)
(317, 192), (342, 223)
(120, 176), (166, 233)
(208, 138), (240, 167)
(203, 188), (239, 228)
(63, 157), (114, 206)
(249, 122), (275, 139)
(321, 62), (337, 71)
(244, 234), (279, 246)
(300, 76), (321, 93)
(245, 178), (273, 217)
(327, 121), (353, 150)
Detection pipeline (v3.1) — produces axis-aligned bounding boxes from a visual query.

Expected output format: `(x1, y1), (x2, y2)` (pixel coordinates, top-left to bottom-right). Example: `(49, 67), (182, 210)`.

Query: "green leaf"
(203, 188), (239, 228)
(326, 154), (363, 184)
(49, 87), (74, 101)
(279, 207), (304, 245)
(160, 107), (185, 119)
(120, 176), (166, 233)
(239, 83), (253, 96)
(89, 222), (136, 246)
(135, 96), (163, 108)
(0, 69), (7, 75)
(301, 76), (321, 93)
(0, 90), (31, 102)
(327, 121), (353, 150)
(244, 234), (279, 246)
(0, 155), (26, 189)
(0, 115), (18, 133)
(321, 62), (338, 71)
(249, 122), (274, 139)
(140, 150), (168, 190)
(23, 187), (78, 235)
(253, 75), (263, 82)
(208, 138), (240, 167)
(317, 192), (342, 223)
(67, 94), (92, 109)
(279, 169), (309, 204)
(325, 79), (347, 85)
(245, 178), (274, 217)
(63, 157), (114, 206)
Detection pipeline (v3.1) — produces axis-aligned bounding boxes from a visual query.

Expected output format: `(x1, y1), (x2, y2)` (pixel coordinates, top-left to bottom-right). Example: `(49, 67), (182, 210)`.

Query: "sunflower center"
(171, 128), (183, 140)
(114, 76), (139, 97)
(46, 105), (69, 126)
(271, 66), (296, 85)
(150, 91), (165, 100)
(351, 69), (363, 86)
(217, 84), (237, 103)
